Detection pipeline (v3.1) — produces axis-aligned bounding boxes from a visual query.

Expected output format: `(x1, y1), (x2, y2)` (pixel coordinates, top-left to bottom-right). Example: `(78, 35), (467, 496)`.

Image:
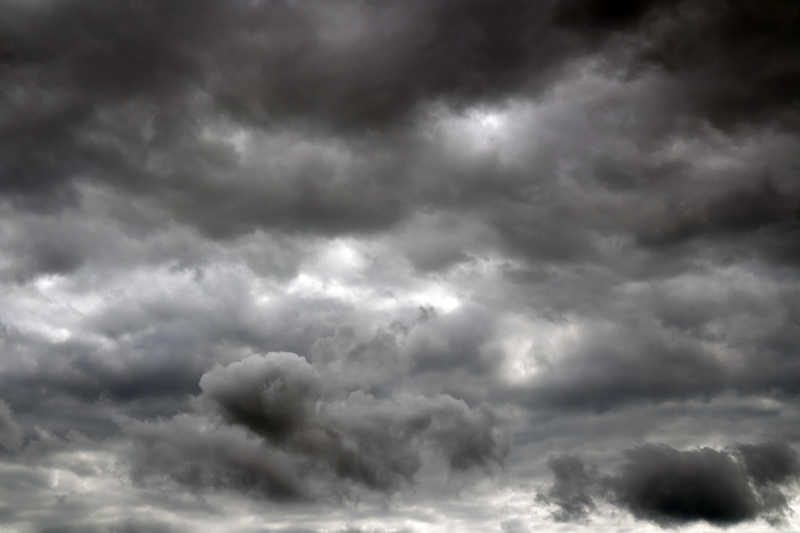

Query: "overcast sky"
(1, 1), (799, 532)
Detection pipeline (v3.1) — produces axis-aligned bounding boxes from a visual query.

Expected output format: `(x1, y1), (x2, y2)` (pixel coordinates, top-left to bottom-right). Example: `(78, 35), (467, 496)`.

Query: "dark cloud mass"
(544, 442), (800, 527)
(133, 352), (507, 497)
(1, 0), (799, 531)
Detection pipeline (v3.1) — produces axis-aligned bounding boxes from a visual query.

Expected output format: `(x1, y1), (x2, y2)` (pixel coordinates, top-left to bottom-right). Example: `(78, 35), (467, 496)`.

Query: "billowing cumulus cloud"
(130, 353), (507, 499)
(0, 0), (798, 531)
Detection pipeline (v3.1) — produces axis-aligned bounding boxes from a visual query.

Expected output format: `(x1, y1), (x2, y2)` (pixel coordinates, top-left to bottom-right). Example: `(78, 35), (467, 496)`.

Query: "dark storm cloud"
(128, 413), (308, 502)
(129, 352), (507, 498)
(199, 352), (321, 443)
(639, 1), (800, 129)
(553, 0), (675, 30)
(6, 0), (740, 145)
(609, 445), (762, 526)
(0, 0), (795, 220)
(0, 0), (795, 274)
(0, 0), (578, 217)
(555, 0), (800, 128)
(544, 442), (800, 527)
(3, 0), (761, 234)
(202, 352), (508, 479)
(0, 0), (579, 133)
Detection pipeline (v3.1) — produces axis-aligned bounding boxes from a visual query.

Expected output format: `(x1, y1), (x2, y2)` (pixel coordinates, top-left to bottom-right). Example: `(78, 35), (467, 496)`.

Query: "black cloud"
(544, 443), (800, 527)
(609, 445), (761, 526)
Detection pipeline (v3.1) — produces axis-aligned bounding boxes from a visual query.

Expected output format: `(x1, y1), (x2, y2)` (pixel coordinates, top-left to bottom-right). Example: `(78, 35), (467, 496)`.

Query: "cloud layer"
(1, 0), (798, 531)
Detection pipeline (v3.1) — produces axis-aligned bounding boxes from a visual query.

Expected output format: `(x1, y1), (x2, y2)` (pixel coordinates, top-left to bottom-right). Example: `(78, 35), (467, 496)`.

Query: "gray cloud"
(0, 400), (22, 453)
(536, 455), (596, 521)
(129, 352), (507, 499)
(127, 413), (309, 502)
(38, 520), (181, 533)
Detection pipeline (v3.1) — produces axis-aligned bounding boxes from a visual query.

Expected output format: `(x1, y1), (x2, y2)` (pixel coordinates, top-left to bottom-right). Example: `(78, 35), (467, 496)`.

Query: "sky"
(1, 1), (799, 532)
